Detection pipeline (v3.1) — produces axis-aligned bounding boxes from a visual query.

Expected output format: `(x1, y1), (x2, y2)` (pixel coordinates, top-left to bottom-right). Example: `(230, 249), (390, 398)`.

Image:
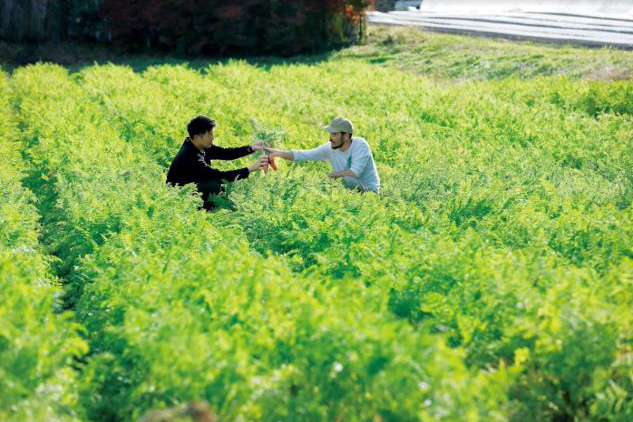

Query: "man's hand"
(250, 141), (269, 152)
(328, 170), (357, 179)
(265, 147), (294, 160)
(248, 156), (269, 173)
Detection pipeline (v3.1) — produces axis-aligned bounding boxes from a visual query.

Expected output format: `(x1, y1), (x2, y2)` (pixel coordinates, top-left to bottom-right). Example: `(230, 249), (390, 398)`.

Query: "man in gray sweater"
(266, 117), (380, 193)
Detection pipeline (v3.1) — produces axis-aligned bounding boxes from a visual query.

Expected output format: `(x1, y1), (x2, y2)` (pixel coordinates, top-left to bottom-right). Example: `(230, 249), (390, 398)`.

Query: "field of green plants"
(1, 37), (633, 422)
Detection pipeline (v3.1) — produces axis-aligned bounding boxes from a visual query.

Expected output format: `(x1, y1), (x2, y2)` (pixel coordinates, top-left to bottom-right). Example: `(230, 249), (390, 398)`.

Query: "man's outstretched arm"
(267, 144), (329, 162)
(206, 141), (269, 161)
(266, 148), (294, 160)
(193, 154), (268, 182)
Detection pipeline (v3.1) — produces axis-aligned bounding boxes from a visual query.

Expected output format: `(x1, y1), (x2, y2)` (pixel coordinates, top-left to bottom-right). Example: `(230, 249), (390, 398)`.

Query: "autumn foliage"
(99, 0), (372, 55)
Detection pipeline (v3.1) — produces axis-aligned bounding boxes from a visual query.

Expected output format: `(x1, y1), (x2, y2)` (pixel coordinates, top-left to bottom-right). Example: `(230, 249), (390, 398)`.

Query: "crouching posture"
(266, 117), (380, 193)
(167, 115), (268, 210)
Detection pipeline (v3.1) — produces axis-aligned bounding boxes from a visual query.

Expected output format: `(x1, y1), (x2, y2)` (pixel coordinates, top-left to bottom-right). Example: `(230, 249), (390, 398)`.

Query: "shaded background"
(0, 0), (371, 56)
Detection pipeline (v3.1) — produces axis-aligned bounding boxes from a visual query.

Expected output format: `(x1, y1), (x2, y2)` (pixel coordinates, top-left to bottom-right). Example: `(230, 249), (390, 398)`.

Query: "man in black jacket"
(167, 115), (268, 210)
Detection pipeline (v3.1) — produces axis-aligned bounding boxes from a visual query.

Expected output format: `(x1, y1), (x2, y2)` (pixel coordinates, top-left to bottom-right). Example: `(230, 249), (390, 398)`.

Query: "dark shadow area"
(4, 24), (632, 81)
(0, 39), (341, 74)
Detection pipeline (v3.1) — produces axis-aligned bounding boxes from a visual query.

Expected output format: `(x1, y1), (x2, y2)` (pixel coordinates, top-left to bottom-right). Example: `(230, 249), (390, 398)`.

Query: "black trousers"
(196, 179), (224, 211)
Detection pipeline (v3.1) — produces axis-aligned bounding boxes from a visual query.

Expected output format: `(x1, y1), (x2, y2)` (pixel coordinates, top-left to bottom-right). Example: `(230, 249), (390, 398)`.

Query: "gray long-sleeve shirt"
(291, 137), (380, 193)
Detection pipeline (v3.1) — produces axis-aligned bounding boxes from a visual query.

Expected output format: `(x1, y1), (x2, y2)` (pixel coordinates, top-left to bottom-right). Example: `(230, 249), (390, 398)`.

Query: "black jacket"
(166, 137), (253, 187)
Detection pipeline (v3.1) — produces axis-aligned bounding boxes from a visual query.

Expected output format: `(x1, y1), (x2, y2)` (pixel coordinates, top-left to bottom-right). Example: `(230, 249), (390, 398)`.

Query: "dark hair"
(187, 115), (216, 138)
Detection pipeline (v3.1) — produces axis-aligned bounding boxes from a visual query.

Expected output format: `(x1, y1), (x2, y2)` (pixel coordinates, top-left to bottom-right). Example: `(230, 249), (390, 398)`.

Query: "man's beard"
(331, 141), (343, 150)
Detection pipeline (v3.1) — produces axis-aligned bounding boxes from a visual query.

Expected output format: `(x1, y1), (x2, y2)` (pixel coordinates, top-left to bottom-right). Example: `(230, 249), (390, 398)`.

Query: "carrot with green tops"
(250, 118), (284, 173)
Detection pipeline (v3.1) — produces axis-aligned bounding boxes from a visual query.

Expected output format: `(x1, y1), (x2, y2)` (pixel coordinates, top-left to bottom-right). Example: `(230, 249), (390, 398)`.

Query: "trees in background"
(0, 0), (371, 55)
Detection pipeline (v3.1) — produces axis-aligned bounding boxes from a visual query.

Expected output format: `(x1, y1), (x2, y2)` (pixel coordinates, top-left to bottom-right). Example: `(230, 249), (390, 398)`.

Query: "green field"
(1, 28), (633, 422)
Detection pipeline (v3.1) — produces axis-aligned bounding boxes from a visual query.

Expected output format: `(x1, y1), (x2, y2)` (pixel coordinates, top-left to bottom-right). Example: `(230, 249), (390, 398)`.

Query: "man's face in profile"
(330, 132), (344, 149)
(200, 129), (214, 148)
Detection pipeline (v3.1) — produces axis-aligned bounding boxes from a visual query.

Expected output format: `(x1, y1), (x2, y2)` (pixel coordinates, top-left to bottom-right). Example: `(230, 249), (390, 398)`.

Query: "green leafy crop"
(2, 56), (632, 422)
